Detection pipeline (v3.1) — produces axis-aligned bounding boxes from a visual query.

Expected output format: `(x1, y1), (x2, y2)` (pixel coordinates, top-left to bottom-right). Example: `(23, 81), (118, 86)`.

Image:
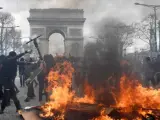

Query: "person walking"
(19, 57), (25, 87)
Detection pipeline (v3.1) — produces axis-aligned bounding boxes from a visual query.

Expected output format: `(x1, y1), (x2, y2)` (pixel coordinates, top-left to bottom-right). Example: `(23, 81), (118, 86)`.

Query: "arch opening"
(49, 33), (65, 56)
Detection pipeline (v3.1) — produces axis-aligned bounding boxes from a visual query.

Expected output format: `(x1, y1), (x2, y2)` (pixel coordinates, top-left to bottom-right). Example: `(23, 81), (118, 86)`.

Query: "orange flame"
(73, 80), (95, 104)
(115, 74), (160, 117)
(117, 75), (160, 109)
(40, 60), (160, 119)
(40, 61), (95, 119)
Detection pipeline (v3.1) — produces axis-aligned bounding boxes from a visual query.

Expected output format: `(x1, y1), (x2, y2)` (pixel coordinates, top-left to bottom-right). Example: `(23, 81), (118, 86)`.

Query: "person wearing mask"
(19, 57), (25, 87)
(0, 50), (31, 114)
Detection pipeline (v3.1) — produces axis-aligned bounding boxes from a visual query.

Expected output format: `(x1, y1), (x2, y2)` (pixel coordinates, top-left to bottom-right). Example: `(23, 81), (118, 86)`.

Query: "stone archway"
(28, 8), (86, 57)
(49, 33), (65, 56)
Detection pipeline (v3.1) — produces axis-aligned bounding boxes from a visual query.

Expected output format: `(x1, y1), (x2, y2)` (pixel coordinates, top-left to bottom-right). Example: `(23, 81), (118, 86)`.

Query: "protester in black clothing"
(37, 71), (45, 102)
(0, 85), (3, 100)
(19, 57), (25, 87)
(0, 50), (31, 114)
(38, 54), (55, 103)
(0, 55), (5, 100)
(143, 57), (155, 87)
(9, 52), (20, 93)
(153, 55), (160, 85)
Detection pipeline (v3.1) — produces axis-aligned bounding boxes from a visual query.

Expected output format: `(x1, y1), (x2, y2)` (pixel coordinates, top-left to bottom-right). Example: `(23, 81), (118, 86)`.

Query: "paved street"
(0, 78), (40, 120)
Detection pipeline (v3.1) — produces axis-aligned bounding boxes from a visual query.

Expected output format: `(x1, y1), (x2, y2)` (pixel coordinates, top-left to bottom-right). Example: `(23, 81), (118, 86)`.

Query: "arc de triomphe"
(28, 8), (86, 57)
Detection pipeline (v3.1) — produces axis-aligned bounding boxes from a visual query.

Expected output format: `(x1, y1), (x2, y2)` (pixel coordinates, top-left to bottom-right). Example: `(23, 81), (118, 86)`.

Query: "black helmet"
(9, 51), (17, 57)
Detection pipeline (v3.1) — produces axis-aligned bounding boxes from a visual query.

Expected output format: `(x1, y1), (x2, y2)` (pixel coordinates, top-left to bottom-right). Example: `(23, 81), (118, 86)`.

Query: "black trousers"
(20, 75), (25, 87)
(39, 79), (48, 102)
(27, 82), (35, 98)
(0, 84), (3, 99)
(12, 77), (19, 92)
(1, 87), (21, 111)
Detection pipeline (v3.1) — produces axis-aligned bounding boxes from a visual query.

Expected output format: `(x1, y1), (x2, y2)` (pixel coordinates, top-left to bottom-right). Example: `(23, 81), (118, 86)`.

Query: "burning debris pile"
(39, 61), (96, 120)
(111, 75), (160, 119)
(20, 61), (160, 120)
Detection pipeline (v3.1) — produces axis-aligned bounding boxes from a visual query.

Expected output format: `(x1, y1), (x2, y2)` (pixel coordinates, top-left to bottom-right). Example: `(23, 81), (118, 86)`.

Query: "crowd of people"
(0, 50), (56, 114)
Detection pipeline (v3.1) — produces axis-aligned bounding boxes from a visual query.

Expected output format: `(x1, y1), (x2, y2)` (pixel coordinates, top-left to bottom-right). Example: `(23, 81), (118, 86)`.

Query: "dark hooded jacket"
(0, 52), (28, 87)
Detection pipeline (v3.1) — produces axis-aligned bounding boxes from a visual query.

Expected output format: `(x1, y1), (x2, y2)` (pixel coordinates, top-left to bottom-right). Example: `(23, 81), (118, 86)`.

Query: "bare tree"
(134, 14), (154, 51)
(9, 28), (22, 51)
(0, 12), (15, 54)
(0, 12), (22, 55)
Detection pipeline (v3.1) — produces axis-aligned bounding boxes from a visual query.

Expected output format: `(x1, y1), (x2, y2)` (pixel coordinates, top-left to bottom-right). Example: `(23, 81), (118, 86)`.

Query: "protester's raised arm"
(16, 50), (32, 60)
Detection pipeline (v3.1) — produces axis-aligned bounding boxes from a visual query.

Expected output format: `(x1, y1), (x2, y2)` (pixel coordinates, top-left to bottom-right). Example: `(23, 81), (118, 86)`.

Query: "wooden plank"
(20, 105), (160, 120)
(21, 111), (43, 120)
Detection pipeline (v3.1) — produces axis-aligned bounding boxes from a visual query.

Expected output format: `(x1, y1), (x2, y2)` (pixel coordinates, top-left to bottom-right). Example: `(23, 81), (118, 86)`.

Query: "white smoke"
(2, 0), (90, 12)
(2, 0), (160, 21)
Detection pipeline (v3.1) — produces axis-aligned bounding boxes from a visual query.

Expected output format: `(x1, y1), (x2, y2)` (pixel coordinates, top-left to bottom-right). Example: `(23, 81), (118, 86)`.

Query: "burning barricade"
(19, 61), (160, 120)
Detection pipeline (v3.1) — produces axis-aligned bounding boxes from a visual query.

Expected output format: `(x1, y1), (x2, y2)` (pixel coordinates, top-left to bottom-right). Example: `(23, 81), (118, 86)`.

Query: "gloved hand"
(25, 79), (31, 86)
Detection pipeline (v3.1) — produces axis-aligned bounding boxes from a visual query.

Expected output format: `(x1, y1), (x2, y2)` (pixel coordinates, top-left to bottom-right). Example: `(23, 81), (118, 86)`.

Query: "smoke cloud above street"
(2, 0), (160, 21)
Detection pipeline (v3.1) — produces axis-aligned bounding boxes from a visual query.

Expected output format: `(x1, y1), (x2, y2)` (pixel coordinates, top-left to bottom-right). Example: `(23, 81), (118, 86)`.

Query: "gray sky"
(1, 0), (160, 53)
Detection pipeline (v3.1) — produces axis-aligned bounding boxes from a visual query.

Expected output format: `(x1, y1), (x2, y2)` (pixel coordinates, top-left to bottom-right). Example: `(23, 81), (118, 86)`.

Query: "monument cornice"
(30, 8), (84, 13)
(65, 37), (84, 41)
(29, 21), (85, 26)
(28, 18), (86, 22)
